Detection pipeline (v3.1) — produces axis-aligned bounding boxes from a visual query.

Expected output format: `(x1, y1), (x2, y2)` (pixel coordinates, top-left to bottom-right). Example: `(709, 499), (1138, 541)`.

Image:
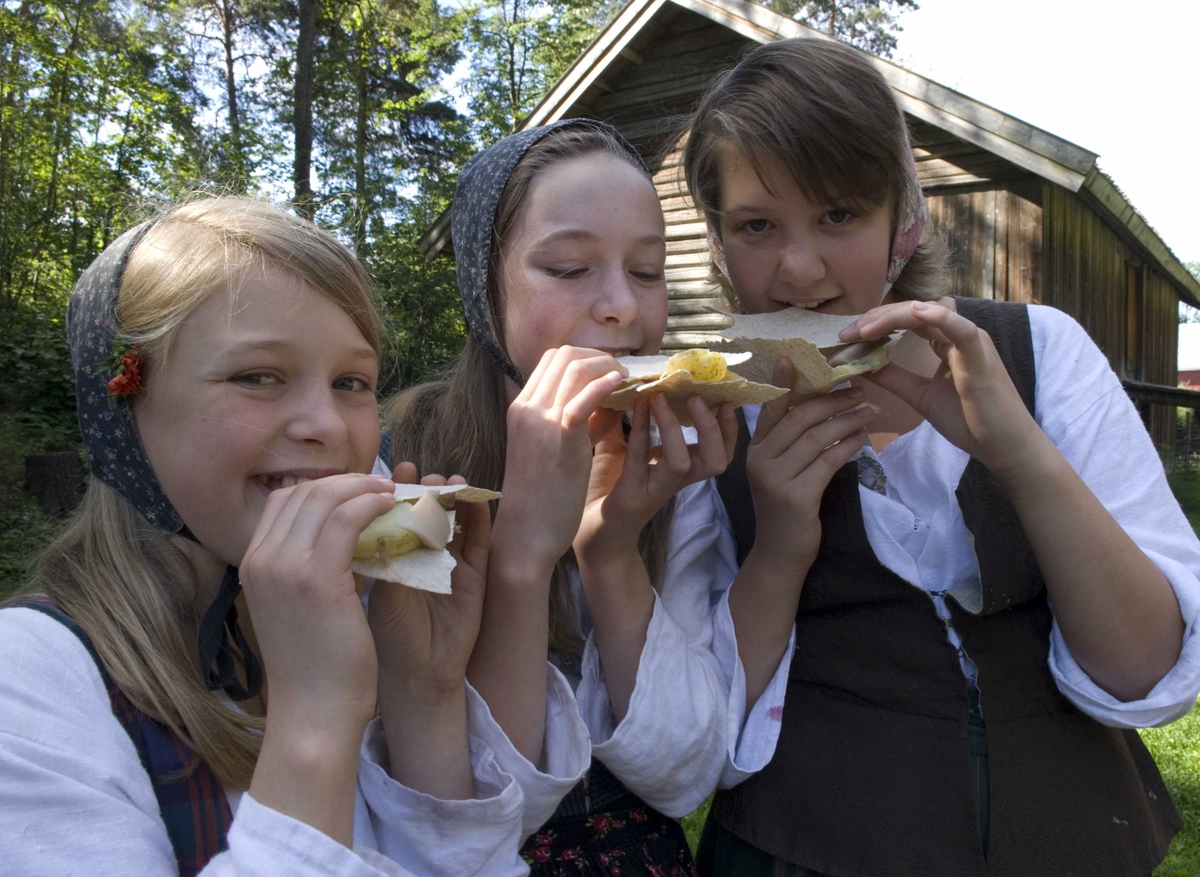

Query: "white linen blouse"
(0, 603), (591, 877)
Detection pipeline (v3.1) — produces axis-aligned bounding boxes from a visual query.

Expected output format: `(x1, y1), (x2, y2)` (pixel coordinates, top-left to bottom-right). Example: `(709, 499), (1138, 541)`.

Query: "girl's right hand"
(238, 472), (396, 846)
(496, 345), (627, 571)
(746, 358), (873, 573)
(239, 473), (396, 735)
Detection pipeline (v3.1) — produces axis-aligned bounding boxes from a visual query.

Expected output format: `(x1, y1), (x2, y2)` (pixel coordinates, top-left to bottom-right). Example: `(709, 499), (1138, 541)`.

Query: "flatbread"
(353, 484), (500, 593)
(390, 483), (500, 505)
(601, 351), (785, 426)
(712, 308), (901, 397)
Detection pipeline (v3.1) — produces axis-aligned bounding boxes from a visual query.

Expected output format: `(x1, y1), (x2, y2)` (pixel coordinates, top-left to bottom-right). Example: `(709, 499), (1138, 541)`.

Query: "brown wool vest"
(712, 298), (1180, 876)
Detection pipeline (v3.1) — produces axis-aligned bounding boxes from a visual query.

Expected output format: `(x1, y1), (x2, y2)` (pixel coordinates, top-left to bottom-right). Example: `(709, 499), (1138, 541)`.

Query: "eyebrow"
(223, 339), (378, 361)
(534, 229), (665, 247)
(723, 204), (773, 216)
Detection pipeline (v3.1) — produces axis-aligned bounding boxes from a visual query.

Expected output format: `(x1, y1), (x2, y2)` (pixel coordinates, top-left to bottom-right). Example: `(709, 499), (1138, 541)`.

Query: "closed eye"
(548, 266), (587, 279)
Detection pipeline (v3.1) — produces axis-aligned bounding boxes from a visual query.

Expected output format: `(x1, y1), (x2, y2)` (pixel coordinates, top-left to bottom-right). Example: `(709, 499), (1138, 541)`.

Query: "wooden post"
(24, 452), (87, 517)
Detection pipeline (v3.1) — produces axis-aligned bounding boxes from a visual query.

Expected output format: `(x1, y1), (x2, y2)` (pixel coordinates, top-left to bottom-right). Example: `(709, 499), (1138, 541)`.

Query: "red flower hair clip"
(98, 342), (144, 398)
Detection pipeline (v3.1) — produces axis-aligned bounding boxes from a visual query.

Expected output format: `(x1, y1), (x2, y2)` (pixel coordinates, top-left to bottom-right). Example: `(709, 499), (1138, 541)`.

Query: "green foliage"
(762, 0), (918, 57)
(462, 0), (620, 144)
(1141, 705), (1200, 876)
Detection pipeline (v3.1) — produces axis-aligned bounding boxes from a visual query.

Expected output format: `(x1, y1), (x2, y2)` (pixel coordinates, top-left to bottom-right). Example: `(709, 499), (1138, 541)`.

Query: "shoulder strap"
(11, 596), (232, 875)
(949, 298), (1045, 613)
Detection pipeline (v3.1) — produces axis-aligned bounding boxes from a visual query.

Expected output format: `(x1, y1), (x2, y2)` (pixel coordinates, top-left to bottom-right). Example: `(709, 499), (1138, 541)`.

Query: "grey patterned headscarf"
(67, 222), (262, 701)
(452, 118), (649, 385)
(68, 222), (184, 532)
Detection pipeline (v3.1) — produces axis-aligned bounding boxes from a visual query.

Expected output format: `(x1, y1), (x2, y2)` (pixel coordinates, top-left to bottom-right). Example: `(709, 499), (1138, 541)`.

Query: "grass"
(1142, 707), (1200, 876)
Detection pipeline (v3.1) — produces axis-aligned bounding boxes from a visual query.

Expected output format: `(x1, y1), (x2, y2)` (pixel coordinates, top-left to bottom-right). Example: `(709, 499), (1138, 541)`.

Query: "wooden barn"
(421, 0), (1200, 448)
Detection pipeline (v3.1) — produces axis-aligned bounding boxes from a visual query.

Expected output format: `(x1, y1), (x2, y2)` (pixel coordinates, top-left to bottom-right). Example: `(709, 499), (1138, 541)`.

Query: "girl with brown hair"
(0, 196), (542, 876)
(682, 37), (1200, 876)
(386, 119), (798, 875)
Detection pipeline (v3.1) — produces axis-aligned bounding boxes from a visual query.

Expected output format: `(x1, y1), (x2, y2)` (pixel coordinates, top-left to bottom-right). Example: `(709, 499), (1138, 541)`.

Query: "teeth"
(256, 474), (313, 490)
(793, 301), (823, 309)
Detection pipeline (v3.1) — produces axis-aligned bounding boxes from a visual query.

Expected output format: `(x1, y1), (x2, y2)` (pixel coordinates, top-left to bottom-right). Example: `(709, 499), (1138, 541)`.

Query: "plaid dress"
(14, 597), (231, 875)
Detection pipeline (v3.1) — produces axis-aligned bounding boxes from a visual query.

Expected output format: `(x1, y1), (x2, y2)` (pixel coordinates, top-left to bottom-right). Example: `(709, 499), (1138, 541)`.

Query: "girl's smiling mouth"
(252, 469), (347, 492)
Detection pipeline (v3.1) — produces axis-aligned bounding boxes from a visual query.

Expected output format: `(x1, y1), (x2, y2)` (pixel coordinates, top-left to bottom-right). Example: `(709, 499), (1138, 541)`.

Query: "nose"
(592, 265), (640, 326)
(283, 381), (350, 449)
(778, 230), (825, 289)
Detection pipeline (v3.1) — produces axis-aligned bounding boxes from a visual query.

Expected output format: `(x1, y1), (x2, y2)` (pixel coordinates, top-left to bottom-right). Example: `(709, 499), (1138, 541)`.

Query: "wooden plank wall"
(1042, 181), (1178, 447)
(651, 140), (732, 348)
(923, 180), (1042, 303)
(1145, 270), (1180, 446)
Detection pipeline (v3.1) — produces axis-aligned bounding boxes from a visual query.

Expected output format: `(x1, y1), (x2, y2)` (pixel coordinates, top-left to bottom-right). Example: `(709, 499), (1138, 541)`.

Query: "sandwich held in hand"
(601, 348), (787, 426)
(352, 483), (500, 594)
(712, 308), (899, 397)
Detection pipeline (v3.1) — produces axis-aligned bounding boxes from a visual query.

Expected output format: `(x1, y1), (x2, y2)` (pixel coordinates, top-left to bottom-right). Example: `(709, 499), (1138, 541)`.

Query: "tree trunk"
(220, 0), (244, 189)
(354, 27), (368, 252)
(294, 0), (318, 217)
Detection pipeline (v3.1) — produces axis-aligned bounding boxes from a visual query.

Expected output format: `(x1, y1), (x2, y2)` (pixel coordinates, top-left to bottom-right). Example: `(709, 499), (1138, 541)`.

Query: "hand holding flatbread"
(352, 483), (501, 593)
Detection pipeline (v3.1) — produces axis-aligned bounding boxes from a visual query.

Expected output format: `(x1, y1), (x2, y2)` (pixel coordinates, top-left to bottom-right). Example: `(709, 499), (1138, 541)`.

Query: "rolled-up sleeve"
(1032, 305), (1200, 726)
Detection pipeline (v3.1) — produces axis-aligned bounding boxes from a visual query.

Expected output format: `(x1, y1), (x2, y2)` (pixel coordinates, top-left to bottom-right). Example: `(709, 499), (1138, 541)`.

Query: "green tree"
(462, 0), (619, 144)
(313, 0), (462, 251)
(174, 0), (285, 190)
(764, 0), (918, 57)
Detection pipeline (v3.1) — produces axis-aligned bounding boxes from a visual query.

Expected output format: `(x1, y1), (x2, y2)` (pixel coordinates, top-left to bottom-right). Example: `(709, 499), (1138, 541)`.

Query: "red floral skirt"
(520, 804), (697, 877)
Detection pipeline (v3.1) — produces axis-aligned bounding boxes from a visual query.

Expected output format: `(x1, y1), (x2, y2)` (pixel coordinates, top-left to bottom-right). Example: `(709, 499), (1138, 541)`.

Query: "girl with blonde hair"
(0, 196), (549, 876)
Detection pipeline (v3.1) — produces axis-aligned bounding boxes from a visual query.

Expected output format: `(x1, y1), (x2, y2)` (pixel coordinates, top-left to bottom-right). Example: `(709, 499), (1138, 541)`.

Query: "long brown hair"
(683, 37), (948, 301)
(13, 196), (381, 789)
(386, 127), (675, 654)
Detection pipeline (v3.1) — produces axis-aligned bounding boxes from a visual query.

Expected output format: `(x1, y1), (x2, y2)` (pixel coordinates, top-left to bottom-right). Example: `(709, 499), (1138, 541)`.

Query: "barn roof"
(420, 0), (1200, 307)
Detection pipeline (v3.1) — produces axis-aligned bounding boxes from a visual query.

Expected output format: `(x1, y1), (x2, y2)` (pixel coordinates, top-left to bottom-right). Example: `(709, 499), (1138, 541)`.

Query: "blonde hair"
(13, 196), (381, 789)
(683, 38), (948, 301)
(387, 128), (674, 654)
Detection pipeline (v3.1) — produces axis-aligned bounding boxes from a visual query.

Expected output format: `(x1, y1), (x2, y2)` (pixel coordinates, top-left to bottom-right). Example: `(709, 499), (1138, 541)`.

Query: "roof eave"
(1078, 168), (1200, 309)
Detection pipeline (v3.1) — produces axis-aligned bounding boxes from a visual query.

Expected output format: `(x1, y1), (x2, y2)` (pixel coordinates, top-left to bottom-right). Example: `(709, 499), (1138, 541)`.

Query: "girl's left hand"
(573, 393), (737, 562)
(842, 299), (1044, 479)
(367, 464), (490, 693)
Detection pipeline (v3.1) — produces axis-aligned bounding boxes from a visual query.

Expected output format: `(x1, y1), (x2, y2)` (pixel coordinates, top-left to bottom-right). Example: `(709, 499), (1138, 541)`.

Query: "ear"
(706, 221), (731, 282)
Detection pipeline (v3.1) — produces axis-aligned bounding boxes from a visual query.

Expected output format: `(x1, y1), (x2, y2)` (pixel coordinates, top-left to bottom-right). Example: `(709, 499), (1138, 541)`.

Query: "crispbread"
(712, 308), (900, 397)
(601, 351), (785, 426)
